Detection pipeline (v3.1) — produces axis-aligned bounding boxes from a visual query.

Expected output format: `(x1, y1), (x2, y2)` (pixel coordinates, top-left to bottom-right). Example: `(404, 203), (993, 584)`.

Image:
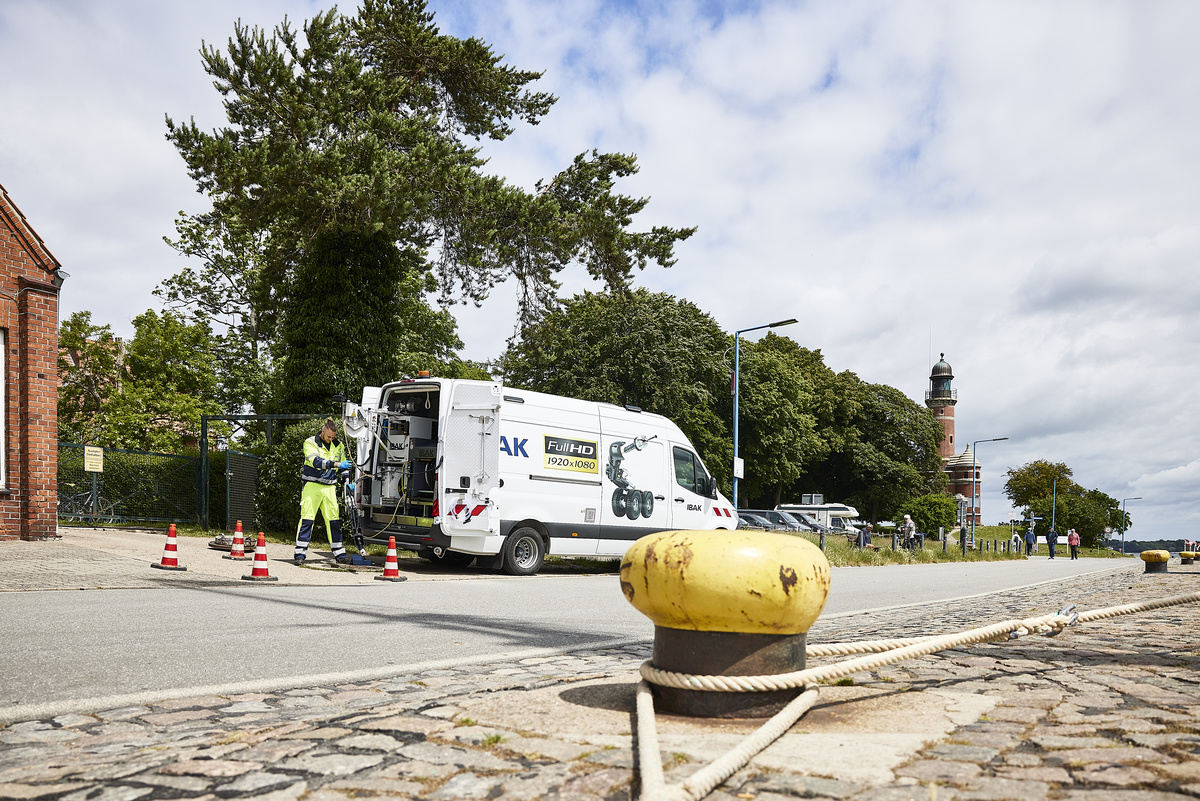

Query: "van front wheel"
(502, 528), (545, 576)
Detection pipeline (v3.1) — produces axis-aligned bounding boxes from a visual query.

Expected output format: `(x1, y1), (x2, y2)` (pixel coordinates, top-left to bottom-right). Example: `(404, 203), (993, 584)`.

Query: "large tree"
(58, 310), (226, 452)
(751, 348), (945, 522)
(735, 333), (823, 506)
(1006, 460), (1124, 548)
(164, 0), (694, 362)
(271, 228), (463, 411)
(57, 311), (122, 444)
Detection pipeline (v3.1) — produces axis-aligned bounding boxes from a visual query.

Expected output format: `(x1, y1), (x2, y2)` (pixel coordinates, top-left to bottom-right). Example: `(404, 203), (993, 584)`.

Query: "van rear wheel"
(502, 528), (545, 576)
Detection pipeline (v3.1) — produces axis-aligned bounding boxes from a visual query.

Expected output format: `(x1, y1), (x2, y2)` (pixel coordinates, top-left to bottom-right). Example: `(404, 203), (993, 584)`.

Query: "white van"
(343, 378), (736, 575)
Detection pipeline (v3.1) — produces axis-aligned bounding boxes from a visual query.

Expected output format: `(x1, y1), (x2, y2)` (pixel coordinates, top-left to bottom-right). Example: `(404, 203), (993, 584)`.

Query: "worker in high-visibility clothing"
(294, 417), (354, 565)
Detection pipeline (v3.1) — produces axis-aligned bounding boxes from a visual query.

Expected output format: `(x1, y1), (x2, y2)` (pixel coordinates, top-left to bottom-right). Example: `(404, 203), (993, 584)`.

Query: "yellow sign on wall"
(83, 446), (104, 473)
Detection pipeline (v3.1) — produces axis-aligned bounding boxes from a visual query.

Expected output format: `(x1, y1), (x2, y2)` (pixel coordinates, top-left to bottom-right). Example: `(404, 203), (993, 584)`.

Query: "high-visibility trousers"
(295, 481), (345, 559)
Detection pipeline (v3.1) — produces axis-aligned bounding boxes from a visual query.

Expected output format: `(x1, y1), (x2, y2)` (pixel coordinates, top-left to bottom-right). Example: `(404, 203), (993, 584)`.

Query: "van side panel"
(595, 409), (671, 556)
(493, 394), (602, 556)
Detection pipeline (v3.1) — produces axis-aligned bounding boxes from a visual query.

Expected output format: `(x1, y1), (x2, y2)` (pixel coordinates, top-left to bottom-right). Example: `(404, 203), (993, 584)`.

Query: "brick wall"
(0, 183), (62, 540)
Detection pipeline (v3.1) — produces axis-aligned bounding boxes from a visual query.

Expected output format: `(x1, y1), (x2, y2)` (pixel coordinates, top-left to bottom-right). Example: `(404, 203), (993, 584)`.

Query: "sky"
(2, 0), (1198, 540)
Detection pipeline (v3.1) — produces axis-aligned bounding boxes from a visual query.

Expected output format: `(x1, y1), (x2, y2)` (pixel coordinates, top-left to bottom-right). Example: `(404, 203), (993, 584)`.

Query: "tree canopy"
(160, 0), (694, 417)
(1005, 460), (1124, 548)
(501, 290), (945, 518)
(57, 310), (226, 452)
(164, 0), (693, 319)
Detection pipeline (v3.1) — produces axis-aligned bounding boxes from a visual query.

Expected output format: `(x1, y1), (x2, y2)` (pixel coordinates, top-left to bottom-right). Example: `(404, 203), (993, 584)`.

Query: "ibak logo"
(499, 436), (529, 458)
(543, 436), (599, 474)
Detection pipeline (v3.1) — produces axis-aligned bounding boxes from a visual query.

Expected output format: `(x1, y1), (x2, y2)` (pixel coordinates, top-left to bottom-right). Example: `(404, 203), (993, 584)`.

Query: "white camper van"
(342, 378), (736, 575)
(776, 500), (862, 534)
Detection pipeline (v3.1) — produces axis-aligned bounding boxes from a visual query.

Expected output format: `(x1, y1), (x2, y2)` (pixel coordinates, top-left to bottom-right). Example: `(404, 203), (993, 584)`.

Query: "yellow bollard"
(621, 530), (830, 718)
(1140, 550), (1170, 573)
(1180, 551), (1195, 565)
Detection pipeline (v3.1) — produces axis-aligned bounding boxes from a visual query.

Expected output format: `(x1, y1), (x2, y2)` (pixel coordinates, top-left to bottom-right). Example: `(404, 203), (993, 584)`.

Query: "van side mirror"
(706, 476), (718, 499)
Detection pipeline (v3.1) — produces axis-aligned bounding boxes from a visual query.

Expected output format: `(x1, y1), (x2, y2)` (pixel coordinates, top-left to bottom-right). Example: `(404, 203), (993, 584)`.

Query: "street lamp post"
(1120, 497), (1142, 555)
(1051, 477), (1057, 533)
(732, 318), (798, 509)
(970, 437), (1009, 548)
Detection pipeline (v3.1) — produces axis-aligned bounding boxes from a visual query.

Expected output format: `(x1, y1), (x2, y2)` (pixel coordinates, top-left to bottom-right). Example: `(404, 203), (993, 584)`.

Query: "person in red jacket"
(1067, 528), (1081, 560)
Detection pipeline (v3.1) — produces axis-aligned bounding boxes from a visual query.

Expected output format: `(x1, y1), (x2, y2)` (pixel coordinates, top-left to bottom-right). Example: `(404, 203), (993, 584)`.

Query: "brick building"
(0, 183), (66, 540)
(925, 354), (982, 526)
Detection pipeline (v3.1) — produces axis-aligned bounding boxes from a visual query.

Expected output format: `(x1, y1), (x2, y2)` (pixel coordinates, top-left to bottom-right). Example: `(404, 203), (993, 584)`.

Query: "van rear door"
(441, 381), (502, 535)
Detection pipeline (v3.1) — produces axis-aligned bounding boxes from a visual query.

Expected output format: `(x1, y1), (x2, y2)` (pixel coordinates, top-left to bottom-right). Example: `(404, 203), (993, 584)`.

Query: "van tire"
(502, 528), (544, 576)
(612, 489), (627, 517)
(626, 490), (642, 520)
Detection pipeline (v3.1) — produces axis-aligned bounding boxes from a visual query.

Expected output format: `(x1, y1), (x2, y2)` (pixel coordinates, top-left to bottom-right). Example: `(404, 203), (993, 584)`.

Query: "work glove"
(347, 482), (356, 493)
(338, 460), (352, 470)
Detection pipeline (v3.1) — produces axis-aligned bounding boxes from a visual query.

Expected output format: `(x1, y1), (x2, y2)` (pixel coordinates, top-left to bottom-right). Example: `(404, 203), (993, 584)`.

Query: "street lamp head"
(990, 437), (1009, 442)
(769, 318), (798, 328)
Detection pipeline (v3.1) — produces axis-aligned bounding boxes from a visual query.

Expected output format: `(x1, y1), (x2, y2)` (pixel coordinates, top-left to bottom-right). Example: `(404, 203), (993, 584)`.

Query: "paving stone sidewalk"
(1, 562), (1198, 801)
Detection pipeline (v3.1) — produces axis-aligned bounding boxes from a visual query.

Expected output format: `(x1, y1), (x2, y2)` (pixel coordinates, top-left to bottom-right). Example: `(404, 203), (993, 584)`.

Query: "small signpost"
(83, 446), (104, 519)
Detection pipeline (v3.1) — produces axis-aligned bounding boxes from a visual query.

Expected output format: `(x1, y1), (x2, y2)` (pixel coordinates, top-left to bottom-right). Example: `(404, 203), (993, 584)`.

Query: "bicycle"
(57, 483), (118, 525)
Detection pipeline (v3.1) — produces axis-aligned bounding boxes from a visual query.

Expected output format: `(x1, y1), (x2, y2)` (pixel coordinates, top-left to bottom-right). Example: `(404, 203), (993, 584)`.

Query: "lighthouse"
(925, 354), (981, 526)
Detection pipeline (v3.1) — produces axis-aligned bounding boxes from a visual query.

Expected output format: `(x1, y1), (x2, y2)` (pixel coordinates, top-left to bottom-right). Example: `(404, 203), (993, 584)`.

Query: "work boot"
(293, 555), (306, 566)
(335, 554), (352, 565)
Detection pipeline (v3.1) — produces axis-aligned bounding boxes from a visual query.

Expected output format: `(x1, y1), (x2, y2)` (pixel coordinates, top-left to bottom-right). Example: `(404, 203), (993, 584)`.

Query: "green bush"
(895, 494), (958, 535)
(256, 422), (317, 535)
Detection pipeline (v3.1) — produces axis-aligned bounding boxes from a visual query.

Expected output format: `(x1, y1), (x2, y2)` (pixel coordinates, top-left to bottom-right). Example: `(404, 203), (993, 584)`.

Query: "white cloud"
(2, 0), (1198, 538)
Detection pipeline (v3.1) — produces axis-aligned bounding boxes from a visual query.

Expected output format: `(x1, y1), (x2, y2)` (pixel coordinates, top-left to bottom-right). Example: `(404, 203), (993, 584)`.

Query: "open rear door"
(441, 381), (502, 535)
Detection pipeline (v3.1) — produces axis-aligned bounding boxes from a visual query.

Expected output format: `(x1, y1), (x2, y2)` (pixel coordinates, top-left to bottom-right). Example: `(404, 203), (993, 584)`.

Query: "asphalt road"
(0, 557), (1127, 710)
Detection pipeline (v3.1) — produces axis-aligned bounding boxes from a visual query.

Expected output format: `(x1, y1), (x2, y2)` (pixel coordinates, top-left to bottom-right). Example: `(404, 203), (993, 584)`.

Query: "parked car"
(742, 509), (811, 532)
(737, 512), (774, 531)
(792, 511), (836, 536)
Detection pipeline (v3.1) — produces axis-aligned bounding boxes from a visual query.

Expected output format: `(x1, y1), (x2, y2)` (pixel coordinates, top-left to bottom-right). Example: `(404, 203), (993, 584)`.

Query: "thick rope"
(635, 589), (1200, 801)
(805, 636), (937, 657)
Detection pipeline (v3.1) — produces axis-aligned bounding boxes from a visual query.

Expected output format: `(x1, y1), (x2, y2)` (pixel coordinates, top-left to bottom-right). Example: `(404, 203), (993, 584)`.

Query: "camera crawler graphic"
(606, 435), (659, 520)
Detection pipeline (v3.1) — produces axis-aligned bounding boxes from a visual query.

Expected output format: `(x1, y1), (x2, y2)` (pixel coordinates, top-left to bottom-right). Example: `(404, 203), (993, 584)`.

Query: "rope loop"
(634, 589), (1200, 801)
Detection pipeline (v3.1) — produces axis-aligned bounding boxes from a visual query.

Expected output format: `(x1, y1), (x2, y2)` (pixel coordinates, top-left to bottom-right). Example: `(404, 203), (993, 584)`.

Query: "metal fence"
(58, 443), (200, 525)
(226, 450), (260, 532)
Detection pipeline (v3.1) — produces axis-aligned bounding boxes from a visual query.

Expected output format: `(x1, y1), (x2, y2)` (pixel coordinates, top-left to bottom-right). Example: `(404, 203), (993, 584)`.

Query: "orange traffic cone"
(223, 520), (250, 560)
(375, 536), (407, 582)
(241, 532), (279, 582)
(151, 524), (187, 571)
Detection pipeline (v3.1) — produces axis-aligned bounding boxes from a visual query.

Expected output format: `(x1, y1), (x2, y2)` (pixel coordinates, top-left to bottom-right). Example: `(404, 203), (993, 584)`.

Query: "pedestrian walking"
(1024, 523), (1036, 556)
(899, 515), (918, 550)
(1068, 528), (1080, 560)
(1046, 527), (1058, 559)
(1011, 531), (1021, 552)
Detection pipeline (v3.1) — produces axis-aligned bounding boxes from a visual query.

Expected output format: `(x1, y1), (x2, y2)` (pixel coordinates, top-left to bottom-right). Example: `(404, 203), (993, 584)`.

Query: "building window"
(949, 435), (953, 444)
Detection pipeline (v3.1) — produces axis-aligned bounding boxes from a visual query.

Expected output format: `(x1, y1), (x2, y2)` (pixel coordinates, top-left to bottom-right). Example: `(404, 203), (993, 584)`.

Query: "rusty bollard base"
(621, 530), (831, 719)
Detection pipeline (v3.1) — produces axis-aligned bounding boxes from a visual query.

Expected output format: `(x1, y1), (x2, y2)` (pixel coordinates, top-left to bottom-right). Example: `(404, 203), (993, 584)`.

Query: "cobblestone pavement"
(1, 562), (1198, 800)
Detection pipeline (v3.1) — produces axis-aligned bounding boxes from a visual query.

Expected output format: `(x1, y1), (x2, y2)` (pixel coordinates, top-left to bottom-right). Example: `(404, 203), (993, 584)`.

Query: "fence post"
(200, 415), (209, 530)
